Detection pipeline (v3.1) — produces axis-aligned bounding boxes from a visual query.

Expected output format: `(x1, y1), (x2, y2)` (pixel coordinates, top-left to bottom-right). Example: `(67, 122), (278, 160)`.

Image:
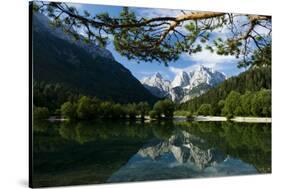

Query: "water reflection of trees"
(58, 121), (152, 144)
(56, 120), (178, 144)
(33, 121), (71, 153)
(33, 120), (271, 175)
(175, 121), (271, 173)
(33, 121), (155, 187)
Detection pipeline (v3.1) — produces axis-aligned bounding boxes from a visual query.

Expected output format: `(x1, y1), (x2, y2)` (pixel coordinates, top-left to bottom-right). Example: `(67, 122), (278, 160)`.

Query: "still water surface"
(32, 120), (271, 187)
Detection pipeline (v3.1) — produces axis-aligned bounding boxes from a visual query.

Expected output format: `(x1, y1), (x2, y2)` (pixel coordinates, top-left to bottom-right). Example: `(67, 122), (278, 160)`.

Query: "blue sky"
(70, 2), (245, 80)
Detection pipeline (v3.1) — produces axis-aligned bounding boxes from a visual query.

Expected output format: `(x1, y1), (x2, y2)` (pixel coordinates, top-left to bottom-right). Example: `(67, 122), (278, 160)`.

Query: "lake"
(32, 120), (271, 187)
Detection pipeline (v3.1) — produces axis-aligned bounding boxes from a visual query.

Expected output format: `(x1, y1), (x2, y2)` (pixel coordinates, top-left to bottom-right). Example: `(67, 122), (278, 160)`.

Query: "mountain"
(189, 65), (226, 88)
(180, 66), (271, 113)
(137, 129), (226, 168)
(32, 13), (158, 104)
(107, 129), (257, 182)
(33, 12), (115, 61)
(141, 72), (171, 98)
(141, 66), (226, 103)
(171, 71), (190, 88)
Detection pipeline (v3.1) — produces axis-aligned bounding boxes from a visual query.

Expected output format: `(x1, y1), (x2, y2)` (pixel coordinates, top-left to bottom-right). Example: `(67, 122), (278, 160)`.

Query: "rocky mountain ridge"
(141, 65), (226, 102)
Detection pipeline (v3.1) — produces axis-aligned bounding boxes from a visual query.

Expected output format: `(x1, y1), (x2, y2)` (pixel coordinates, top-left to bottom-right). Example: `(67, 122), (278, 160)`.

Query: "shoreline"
(46, 115), (272, 123)
(174, 115), (271, 123)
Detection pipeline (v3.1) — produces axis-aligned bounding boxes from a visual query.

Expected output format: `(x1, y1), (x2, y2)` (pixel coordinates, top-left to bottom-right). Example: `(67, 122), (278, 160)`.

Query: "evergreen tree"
(34, 2), (271, 64)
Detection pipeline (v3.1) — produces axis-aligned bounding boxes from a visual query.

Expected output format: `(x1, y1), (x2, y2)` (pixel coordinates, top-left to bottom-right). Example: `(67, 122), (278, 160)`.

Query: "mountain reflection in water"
(108, 129), (257, 182)
(32, 120), (271, 187)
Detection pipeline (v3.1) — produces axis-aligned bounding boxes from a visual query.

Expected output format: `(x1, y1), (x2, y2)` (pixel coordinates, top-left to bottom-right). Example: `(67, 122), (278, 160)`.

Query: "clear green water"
(32, 120), (271, 187)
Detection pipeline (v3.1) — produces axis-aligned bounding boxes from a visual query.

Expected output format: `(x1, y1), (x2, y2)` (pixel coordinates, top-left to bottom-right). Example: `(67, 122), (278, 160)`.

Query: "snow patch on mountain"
(141, 65), (226, 102)
(171, 71), (190, 88)
(141, 72), (171, 98)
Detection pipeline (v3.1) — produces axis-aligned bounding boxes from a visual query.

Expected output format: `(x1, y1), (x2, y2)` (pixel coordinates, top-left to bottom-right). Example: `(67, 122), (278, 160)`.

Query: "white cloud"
(189, 50), (236, 67)
(136, 8), (184, 18)
(169, 65), (197, 75)
(169, 51), (236, 76)
(137, 70), (171, 80)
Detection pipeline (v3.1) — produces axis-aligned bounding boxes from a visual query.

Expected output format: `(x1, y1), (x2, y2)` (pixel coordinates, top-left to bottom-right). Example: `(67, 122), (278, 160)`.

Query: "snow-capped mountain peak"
(171, 71), (190, 88)
(155, 72), (163, 79)
(190, 65), (226, 88)
(141, 73), (171, 98)
(141, 65), (226, 102)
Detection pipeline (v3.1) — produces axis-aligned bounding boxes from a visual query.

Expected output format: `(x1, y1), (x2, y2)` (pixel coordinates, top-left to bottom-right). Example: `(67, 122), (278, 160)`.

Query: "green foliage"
(100, 101), (113, 118)
(153, 99), (175, 119)
(217, 100), (225, 115)
(153, 101), (163, 119)
(222, 91), (241, 118)
(197, 104), (212, 116)
(240, 91), (253, 115)
(174, 110), (193, 118)
(60, 101), (77, 119)
(77, 96), (99, 120)
(35, 2), (271, 64)
(234, 106), (243, 116)
(137, 102), (150, 119)
(219, 90), (271, 118)
(149, 110), (157, 119)
(33, 106), (49, 120)
(251, 89), (271, 117)
(161, 99), (175, 118)
(180, 67), (271, 115)
(185, 111), (193, 119)
(56, 94), (159, 120)
(33, 81), (79, 113)
(111, 103), (126, 119)
(126, 103), (138, 119)
(238, 44), (271, 68)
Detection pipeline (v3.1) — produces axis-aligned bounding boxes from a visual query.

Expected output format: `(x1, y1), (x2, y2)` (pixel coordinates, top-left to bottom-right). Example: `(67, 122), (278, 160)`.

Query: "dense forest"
(34, 89), (175, 121)
(179, 67), (271, 117)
